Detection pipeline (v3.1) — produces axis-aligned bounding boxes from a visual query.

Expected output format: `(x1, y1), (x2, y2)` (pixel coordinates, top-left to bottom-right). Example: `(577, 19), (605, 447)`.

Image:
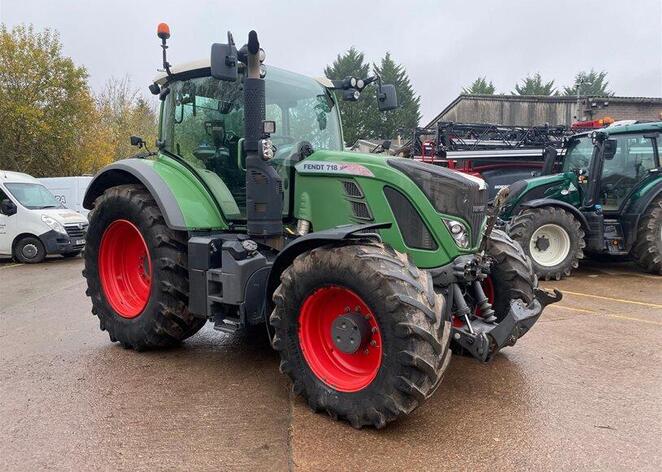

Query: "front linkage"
(433, 187), (562, 361)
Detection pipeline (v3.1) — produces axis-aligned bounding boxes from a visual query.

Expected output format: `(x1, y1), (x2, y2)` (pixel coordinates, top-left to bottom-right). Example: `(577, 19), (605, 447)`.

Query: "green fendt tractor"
(82, 25), (560, 428)
(501, 122), (662, 280)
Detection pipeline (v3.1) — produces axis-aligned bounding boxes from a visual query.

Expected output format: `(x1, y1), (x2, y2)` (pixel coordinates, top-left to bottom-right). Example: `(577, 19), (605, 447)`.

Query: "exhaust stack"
(242, 31), (284, 248)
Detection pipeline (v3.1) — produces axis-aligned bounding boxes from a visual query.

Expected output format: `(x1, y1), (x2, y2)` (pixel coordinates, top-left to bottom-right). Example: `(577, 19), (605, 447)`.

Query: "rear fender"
(83, 159), (226, 231)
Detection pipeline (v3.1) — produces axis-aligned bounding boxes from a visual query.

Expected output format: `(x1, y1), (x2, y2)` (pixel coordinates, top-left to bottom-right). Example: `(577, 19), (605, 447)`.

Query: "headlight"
(443, 218), (469, 248)
(41, 215), (66, 234)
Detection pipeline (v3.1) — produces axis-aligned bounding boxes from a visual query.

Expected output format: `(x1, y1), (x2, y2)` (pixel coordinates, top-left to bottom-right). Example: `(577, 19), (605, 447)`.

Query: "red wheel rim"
(298, 286), (382, 392)
(99, 219), (152, 319)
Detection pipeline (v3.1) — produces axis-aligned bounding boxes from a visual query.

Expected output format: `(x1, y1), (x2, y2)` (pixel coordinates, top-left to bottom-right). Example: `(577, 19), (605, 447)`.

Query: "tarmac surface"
(1, 255), (661, 471)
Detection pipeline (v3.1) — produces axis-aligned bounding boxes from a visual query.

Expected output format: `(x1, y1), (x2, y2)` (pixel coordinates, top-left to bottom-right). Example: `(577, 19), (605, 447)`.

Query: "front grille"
(388, 158), (487, 247)
(64, 223), (88, 238)
(384, 187), (437, 250)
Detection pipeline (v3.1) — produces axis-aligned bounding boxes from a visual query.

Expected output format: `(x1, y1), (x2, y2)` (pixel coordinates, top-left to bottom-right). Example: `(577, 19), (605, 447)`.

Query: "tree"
(462, 77), (496, 95)
(513, 73), (557, 96)
(563, 70), (613, 97)
(96, 76), (158, 161)
(324, 47), (376, 146)
(372, 52), (421, 140)
(0, 24), (111, 176)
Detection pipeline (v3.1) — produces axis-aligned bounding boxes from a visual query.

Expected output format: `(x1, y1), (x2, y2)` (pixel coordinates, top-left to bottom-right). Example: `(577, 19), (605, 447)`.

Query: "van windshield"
(5, 183), (63, 210)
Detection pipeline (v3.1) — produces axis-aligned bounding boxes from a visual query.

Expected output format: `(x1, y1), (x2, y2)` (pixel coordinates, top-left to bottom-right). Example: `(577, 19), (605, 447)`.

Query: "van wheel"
(14, 236), (46, 264)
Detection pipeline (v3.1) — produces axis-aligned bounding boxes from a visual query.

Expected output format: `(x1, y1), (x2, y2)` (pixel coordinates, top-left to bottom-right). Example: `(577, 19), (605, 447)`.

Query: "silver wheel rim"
(22, 243), (38, 259)
(529, 224), (571, 267)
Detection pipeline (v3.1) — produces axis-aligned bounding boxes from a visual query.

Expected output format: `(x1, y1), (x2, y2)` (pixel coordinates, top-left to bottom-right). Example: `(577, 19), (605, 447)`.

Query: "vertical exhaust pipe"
(242, 31), (284, 248)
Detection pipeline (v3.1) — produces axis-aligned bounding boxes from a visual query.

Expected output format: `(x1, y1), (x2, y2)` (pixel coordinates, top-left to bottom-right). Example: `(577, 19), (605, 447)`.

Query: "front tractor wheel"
(270, 243), (451, 429)
(509, 207), (585, 280)
(83, 184), (206, 350)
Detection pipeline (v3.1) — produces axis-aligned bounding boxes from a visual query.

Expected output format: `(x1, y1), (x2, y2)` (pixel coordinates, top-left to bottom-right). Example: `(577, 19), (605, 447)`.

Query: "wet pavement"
(1, 256), (661, 471)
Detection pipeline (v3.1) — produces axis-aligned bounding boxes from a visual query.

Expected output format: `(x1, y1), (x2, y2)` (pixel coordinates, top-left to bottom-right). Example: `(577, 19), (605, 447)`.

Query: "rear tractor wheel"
(83, 184), (206, 350)
(632, 196), (662, 275)
(509, 207), (585, 280)
(270, 243), (451, 428)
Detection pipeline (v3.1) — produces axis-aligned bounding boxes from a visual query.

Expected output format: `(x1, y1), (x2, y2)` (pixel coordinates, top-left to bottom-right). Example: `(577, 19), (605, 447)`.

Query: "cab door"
(599, 133), (658, 213)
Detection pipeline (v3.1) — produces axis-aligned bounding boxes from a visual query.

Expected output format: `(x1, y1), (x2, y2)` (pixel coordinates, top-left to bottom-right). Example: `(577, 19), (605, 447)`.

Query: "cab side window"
(600, 134), (656, 211)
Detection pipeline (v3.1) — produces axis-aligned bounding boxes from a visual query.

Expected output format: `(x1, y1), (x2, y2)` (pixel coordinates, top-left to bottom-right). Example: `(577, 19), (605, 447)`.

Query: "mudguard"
(265, 222), (391, 316)
(83, 158), (227, 231)
(519, 198), (589, 230)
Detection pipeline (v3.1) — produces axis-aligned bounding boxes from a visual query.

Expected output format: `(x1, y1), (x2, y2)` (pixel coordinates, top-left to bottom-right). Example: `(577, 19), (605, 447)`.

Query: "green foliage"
(462, 77), (496, 95)
(96, 76), (158, 161)
(513, 73), (557, 96)
(324, 48), (420, 146)
(563, 70), (613, 96)
(0, 24), (157, 177)
(0, 24), (109, 176)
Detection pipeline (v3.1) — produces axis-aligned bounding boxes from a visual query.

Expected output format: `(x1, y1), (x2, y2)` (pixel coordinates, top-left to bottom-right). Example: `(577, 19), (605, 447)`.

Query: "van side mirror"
(1, 198), (17, 216)
(603, 139), (617, 160)
(377, 84), (398, 112)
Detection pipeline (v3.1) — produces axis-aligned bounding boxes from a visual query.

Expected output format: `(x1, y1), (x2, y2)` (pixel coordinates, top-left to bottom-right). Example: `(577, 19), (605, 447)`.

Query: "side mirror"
(1, 198), (17, 216)
(377, 84), (398, 111)
(130, 136), (145, 147)
(211, 32), (238, 82)
(603, 139), (617, 160)
(542, 147), (558, 175)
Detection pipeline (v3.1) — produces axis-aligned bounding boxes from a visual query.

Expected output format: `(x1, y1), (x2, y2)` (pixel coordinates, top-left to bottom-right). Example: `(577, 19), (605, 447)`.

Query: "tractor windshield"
(160, 67), (343, 217)
(562, 137), (595, 173)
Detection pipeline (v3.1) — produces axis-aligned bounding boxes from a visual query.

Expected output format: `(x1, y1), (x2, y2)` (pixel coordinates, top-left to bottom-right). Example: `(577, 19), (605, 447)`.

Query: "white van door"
(0, 187), (14, 255)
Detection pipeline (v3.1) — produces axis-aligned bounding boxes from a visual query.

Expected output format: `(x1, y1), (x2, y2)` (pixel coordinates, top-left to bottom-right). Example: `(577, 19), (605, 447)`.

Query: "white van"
(39, 176), (93, 216)
(0, 170), (89, 263)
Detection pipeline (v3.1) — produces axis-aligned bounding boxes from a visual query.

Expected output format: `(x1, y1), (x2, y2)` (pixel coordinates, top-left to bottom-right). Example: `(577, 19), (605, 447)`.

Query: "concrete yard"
(1, 256), (660, 471)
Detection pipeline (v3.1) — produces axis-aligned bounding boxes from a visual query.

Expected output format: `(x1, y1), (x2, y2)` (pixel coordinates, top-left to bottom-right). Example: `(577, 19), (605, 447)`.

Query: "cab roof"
(153, 57), (332, 88)
(575, 121), (662, 138)
(0, 170), (39, 184)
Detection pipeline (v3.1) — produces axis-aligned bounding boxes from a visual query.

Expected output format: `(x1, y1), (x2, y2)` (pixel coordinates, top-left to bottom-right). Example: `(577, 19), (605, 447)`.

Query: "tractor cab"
(502, 121), (662, 279)
(154, 62), (344, 220)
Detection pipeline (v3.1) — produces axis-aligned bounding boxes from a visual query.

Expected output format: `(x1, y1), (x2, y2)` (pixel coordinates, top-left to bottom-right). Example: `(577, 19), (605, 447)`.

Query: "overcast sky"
(1, 0), (661, 124)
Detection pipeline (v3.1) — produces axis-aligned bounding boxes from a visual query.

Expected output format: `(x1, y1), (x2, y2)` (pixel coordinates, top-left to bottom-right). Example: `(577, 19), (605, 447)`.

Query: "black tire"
(62, 250), (82, 258)
(632, 196), (662, 275)
(83, 184), (206, 350)
(14, 236), (46, 263)
(486, 229), (537, 321)
(508, 207), (585, 280)
(270, 242), (451, 429)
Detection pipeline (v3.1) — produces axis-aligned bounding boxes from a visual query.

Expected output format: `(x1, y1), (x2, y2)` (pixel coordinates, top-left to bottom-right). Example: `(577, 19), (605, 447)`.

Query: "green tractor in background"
(501, 122), (662, 280)
(82, 25), (559, 428)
